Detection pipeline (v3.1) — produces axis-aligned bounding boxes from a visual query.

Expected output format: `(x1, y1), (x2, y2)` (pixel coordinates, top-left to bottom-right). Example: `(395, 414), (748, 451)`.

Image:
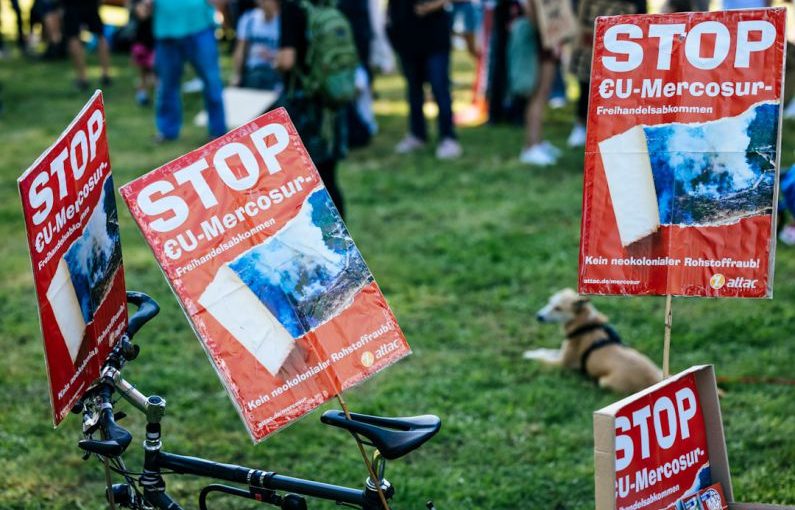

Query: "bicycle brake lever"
(78, 408), (132, 458)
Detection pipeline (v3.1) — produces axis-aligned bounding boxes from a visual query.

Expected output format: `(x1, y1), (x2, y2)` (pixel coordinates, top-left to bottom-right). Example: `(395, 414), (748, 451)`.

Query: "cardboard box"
(594, 365), (795, 510)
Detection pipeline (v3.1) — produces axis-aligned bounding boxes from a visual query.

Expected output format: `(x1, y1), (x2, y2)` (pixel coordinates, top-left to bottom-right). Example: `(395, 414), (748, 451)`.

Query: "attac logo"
(360, 351), (375, 368)
(727, 276), (757, 289)
(709, 274), (726, 290)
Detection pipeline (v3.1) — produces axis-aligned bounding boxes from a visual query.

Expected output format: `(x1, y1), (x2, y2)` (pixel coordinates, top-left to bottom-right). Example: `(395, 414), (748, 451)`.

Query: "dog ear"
(574, 297), (590, 311)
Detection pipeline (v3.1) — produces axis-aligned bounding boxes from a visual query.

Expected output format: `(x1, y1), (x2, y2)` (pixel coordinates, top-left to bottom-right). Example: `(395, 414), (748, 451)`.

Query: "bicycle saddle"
(320, 411), (441, 460)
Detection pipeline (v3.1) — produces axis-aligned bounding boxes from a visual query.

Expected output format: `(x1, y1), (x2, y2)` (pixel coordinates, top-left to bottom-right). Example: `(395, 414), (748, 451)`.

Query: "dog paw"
(523, 348), (561, 363)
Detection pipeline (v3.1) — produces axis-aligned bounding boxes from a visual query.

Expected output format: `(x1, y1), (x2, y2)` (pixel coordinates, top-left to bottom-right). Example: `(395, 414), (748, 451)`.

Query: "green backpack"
(507, 18), (539, 98)
(300, 0), (358, 106)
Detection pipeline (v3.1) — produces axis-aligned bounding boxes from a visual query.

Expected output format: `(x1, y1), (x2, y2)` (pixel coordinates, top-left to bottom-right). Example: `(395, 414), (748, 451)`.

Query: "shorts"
(63, 2), (104, 39)
(131, 43), (155, 71)
(451, 1), (480, 34)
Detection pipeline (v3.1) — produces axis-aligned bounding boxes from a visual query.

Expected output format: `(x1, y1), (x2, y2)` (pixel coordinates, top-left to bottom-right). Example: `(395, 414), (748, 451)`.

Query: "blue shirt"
(154, 0), (216, 39)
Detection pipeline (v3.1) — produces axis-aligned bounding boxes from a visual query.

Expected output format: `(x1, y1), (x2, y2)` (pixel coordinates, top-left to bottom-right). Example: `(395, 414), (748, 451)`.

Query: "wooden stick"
(663, 294), (673, 379)
(336, 393), (390, 510)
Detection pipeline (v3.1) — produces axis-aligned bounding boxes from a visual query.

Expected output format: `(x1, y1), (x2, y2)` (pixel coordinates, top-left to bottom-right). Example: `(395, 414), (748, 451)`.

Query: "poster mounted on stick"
(120, 108), (411, 442)
(579, 9), (786, 298)
(18, 91), (128, 425)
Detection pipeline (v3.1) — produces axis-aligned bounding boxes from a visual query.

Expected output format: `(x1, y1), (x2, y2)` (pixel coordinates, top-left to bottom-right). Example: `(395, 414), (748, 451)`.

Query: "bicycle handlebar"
(76, 292), (159, 458)
(125, 291), (160, 341)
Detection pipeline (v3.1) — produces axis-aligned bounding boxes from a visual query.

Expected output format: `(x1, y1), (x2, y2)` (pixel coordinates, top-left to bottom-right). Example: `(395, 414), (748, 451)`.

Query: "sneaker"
(135, 89), (150, 107)
(780, 224), (795, 246)
(74, 79), (90, 92)
(153, 133), (177, 145)
(394, 134), (426, 154)
(540, 140), (561, 158)
(520, 144), (556, 166)
(182, 77), (204, 93)
(548, 96), (567, 109)
(435, 138), (462, 160)
(567, 123), (587, 147)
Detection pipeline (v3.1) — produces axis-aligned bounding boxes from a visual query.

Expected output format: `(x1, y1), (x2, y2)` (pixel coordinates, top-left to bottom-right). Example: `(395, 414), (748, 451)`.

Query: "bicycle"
(73, 291), (442, 510)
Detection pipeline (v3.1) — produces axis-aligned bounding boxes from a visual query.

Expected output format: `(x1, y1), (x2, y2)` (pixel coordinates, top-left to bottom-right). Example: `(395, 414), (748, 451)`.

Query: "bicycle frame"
(76, 293), (434, 510)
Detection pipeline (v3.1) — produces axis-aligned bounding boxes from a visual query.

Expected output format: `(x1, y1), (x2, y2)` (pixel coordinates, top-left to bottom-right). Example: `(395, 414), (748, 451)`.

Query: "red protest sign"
(18, 91), (128, 425)
(119, 108), (410, 442)
(595, 369), (711, 510)
(579, 9), (785, 297)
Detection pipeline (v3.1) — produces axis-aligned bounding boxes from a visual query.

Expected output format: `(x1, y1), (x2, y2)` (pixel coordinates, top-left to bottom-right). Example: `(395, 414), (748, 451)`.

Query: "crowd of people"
(2, 0), (795, 238)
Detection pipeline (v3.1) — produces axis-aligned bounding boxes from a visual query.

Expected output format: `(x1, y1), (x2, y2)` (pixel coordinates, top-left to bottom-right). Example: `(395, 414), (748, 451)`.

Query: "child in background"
(131, 0), (156, 106)
(231, 0), (282, 91)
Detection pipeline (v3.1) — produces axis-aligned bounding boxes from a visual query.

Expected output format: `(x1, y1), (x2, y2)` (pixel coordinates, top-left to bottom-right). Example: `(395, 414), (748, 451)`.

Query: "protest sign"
(532, 0), (577, 50)
(18, 91), (128, 425)
(119, 108), (411, 442)
(595, 368), (712, 510)
(579, 9), (786, 298)
(594, 365), (795, 510)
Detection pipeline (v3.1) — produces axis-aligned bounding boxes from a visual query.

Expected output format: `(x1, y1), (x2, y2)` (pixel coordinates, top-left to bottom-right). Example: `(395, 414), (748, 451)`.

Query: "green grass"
(1, 48), (794, 510)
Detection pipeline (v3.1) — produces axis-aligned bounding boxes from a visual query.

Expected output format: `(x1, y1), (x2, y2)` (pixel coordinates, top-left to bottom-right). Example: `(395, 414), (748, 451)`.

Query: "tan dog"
(524, 288), (662, 394)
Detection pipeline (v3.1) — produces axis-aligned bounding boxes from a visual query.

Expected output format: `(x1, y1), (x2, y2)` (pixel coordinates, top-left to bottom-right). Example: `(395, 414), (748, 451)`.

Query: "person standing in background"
(131, 0), (156, 106)
(153, 0), (227, 141)
(388, 0), (462, 160)
(63, 0), (112, 91)
(276, 0), (351, 216)
(518, 0), (561, 166)
(231, 0), (281, 90)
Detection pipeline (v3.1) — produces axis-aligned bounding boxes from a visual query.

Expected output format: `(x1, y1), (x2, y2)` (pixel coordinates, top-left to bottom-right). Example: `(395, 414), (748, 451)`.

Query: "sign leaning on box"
(594, 365), (795, 510)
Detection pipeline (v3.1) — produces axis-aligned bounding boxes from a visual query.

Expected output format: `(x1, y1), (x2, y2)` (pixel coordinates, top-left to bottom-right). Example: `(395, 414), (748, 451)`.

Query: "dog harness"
(566, 323), (624, 374)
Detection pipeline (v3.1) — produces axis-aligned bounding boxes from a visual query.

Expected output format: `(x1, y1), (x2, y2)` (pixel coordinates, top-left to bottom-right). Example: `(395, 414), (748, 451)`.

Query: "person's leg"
(426, 51), (455, 141)
(576, 80), (589, 125)
(524, 57), (556, 148)
(86, 4), (111, 80)
(63, 6), (88, 84)
(155, 38), (185, 139)
(186, 28), (227, 138)
(316, 159), (345, 219)
(96, 37), (112, 81)
(43, 7), (64, 57)
(399, 52), (428, 142)
(565, 79), (590, 147)
(461, 2), (480, 58)
(11, 0), (25, 50)
(68, 37), (88, 83)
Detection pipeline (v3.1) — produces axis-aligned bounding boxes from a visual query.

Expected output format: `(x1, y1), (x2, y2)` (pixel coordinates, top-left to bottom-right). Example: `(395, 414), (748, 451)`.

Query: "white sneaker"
(435, 138), (462, 160)
(540, 140), (561, 158)
(395, 134), (426, 154)
(548, 97), (566, 109)
(519, 145), (556, 166)
(780, 224), (795, 246)
(784, 99), (795, 120)
(567, 124), (587, 147)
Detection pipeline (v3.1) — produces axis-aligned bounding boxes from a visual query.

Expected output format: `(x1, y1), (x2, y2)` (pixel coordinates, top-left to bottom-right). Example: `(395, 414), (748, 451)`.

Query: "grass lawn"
(0, 46), (794, 510)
